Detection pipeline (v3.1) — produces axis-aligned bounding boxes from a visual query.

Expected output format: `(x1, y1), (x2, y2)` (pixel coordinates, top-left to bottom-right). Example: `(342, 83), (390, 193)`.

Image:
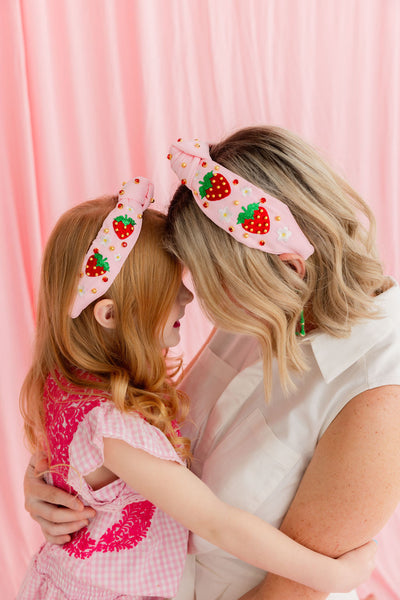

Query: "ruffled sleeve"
(67, 401), (185, 504)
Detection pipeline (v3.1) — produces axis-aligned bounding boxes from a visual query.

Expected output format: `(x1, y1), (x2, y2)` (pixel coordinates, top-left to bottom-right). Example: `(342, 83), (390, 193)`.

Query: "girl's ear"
(93, 299), (116, 329)
(279, 253), (306, 279)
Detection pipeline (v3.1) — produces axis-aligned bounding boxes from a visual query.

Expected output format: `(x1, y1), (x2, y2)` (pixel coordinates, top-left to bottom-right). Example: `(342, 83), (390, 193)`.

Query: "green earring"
(295, 310), (306, 337)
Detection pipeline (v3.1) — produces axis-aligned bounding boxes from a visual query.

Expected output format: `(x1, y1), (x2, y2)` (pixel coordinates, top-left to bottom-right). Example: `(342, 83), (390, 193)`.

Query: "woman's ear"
(279, 253), (306, 279)
(93, 299), (116, 329)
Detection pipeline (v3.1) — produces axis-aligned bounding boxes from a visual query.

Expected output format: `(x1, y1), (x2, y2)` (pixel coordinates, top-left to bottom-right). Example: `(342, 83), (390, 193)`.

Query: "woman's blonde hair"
(165, 126), (390, 398)
(21, 197), (191, 462)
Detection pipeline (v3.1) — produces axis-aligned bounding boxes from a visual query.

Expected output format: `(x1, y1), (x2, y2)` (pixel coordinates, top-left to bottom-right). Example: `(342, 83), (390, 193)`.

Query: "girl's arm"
(103, 437), (375, 593)
(238, 385), (400, 600)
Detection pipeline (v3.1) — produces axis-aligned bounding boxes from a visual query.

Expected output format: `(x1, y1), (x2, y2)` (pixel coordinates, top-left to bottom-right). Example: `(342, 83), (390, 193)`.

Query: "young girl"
(18, 177), (376, 600)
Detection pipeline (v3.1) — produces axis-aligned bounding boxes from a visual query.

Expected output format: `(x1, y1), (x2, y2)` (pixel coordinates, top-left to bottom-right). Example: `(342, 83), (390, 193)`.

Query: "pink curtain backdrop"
(1, 1), (399, 598)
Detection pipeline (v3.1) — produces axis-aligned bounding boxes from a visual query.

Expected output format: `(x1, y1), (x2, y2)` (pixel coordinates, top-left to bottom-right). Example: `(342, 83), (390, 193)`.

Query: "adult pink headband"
(168, 139), (314, 259)
(70, 177), (154, 318)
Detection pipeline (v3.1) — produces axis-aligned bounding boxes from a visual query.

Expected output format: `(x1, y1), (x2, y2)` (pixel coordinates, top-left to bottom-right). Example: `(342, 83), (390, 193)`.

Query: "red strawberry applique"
(237, 203), (270, 234)
(199, 171), (231, 201)
(113, 215), (136, 239)
(85, 250), (110, 277)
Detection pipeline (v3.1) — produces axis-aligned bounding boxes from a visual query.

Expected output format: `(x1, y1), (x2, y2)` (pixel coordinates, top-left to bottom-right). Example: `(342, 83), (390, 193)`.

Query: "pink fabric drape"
(1, 1), (399, 598)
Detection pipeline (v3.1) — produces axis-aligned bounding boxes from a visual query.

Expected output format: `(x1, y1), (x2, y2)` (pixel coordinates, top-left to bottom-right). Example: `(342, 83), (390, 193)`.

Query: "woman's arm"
(238, 385), (400, 600)
(103, 438), (375, 593)
(24, 454), (96, 544)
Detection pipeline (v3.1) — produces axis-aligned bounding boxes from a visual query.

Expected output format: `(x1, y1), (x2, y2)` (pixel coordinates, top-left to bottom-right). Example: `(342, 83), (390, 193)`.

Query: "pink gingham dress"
(18, 373), (188, 600)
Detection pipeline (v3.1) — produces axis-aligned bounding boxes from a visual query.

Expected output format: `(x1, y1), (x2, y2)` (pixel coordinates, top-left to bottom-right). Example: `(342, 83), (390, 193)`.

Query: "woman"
(24, 127), (400, 600)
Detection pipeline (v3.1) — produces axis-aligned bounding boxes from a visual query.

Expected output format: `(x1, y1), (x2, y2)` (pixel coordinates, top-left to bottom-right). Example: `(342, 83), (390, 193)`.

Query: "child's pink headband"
(70, 177), (154, 318)
(168, 139), (314, 259)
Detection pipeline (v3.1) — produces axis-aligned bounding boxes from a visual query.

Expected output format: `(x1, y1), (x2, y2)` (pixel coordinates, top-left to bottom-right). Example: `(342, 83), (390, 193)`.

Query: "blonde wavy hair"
(20, 197), (191, 462)
(165, 126), (390, 399)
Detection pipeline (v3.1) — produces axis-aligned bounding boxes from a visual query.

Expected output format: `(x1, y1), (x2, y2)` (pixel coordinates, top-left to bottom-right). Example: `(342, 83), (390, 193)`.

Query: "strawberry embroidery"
(237, 203), (270, 234)
(199, 171), (231, 201)
(85, 249), (110, 277)
(113, 215), (136, 239)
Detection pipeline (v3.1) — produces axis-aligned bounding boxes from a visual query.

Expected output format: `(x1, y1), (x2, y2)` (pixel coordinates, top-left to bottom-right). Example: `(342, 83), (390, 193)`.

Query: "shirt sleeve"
(69, 401), (185, 479)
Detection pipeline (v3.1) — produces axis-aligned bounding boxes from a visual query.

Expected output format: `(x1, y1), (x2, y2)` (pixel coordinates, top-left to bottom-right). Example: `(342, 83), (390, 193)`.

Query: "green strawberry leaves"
(237, 203), (259, 224)
(94, 252), (110, 272)
(114, 215), (136, 227)
(199, 171), (215, 198)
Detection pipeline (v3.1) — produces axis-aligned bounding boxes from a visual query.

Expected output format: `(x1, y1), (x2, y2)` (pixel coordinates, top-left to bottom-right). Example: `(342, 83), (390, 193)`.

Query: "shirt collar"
(308, 280), (400, 384)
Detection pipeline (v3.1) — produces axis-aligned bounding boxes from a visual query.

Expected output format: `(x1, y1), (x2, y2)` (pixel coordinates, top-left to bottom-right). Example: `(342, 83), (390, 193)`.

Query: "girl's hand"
(24, 454), (96, 544)
(334, 541), (376, 592)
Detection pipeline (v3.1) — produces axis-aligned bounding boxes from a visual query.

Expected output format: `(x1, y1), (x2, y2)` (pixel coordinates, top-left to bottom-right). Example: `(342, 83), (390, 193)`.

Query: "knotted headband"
(70, 177), (154, 318)
(168, 139), (314, 259)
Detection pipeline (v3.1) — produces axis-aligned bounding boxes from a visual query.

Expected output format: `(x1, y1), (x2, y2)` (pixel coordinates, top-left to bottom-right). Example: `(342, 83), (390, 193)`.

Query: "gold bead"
(138, 214), (142, 219)
(109, 246), (115, 251)
(91, 288), (97, 294)
(195, 143), (200, 148)
(120, 190), (125, 195)
(104, 228), (109, 234)
(234, 200), (239, 205)
(122, 181), (126, 186)
(244, 233), (249, 238)
(181, 162), (187, 168)
(214, 165), (219, 171)
(275, 216), (281, 221)
(150, 197), (155, 203)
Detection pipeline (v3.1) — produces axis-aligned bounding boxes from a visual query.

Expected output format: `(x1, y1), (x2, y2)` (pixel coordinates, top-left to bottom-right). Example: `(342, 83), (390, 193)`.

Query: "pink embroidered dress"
(18, 373), (188, 600)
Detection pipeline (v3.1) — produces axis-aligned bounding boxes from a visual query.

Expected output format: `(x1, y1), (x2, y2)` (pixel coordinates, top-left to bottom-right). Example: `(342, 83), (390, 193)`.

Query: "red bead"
(118, 203), (123, 209)
(134, 178), (140, 184)
(260, 197), (266, 203)
(167, 153), (172, 160)
(202, 161), (207, 167)
(181, 179), (187, 185)
(102, 276), (108, 282)
(259, 240), (265, 246)
(177, 138), (182, 142)
(93, 248), (99, 253)
(233, 179), (239, 185)
(122, 241), (127, 247)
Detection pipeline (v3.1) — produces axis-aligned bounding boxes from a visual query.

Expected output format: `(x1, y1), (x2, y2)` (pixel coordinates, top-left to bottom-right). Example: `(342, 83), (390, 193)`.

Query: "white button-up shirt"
(175, 281), (400, 600)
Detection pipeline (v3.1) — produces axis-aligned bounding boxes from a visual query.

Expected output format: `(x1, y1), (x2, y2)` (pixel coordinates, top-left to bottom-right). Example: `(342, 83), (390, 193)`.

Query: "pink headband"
(168, 139), (314, 259)
(70, 177), (154, 318)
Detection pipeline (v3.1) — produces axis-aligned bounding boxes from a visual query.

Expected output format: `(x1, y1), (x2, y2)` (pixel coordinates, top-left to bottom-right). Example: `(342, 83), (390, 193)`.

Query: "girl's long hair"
(165, 126), (390, 399)
(20, 197), (191, 462)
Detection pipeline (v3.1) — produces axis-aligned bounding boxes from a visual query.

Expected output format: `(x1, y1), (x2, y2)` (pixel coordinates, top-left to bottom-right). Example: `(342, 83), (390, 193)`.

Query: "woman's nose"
(180, 283), (194, 305)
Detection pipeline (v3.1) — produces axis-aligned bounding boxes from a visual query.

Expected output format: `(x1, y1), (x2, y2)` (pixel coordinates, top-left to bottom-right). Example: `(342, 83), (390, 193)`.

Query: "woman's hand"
(24, 453), (96, 544)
